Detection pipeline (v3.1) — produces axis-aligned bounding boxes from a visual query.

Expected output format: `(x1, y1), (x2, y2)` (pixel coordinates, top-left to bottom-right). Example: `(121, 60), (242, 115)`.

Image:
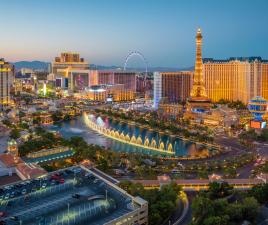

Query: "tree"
(225, 203), (243, 222)
(18, 111), (26, 119)
(97, 158), (109, 171)
(242, 197), (259, 221)
(10, 129), (20, 139)
(223, 167), (237, 178)
(192, 196), (215, 224)
(19, 122), (29, 130)
(208, 182), (233, 199)
(63, 114), (71, 121)
(52, 111), (63, 123)
(33, 116), (41, 125)
(119, 182), (181, 225)
(249, 183), (268, 203)
(203, 215), (230, 225)
(259, 129), (268, 142)
(2, 119), (12, 127)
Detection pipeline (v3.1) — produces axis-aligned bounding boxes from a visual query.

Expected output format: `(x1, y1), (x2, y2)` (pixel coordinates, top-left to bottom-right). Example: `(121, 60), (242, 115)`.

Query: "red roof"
(0, 154), (23, 168)
(16, 163), (47, 179)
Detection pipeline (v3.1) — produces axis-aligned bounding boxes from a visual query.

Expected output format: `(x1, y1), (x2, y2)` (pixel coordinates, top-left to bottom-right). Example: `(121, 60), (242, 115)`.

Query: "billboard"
(250, 120), (267, 129)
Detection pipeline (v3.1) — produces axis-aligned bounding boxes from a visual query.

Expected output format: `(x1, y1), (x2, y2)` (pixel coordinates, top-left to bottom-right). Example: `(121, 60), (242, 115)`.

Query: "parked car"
(10, 216), (19, 221)
(72, 194), (81, 199)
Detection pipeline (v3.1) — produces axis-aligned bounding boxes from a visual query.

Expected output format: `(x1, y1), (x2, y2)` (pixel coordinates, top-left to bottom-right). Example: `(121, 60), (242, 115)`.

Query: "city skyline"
(1, 0), (268, 67)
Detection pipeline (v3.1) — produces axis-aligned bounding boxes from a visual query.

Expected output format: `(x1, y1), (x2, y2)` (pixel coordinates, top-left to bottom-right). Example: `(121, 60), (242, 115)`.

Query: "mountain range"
(12, 61), (194, 72)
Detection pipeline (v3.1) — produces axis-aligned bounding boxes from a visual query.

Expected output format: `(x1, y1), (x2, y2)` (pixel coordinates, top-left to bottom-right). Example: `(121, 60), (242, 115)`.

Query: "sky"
(0, 0), (268, 68)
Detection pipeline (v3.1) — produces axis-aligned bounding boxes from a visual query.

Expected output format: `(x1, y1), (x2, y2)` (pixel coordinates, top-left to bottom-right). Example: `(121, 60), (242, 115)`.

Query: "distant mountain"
(13, 61), (49, 71)
(89, 64), (120, 70)
(12, 61), (194, 72)
(90, 64), (194, 72)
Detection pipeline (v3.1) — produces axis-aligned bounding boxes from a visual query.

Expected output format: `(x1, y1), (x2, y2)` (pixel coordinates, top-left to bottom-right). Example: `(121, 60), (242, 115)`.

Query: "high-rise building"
(262, 63), (268, 100)
(0, 58), (14, 109)
(153, 71), (192, 109)
(203, 57), (268, 104)
(51, 52), (89, 75)
(153, 72), (162, 109)
(49, 52), (90, 91)
(187, 28), (211, 113)
(90, 70), (137, 92)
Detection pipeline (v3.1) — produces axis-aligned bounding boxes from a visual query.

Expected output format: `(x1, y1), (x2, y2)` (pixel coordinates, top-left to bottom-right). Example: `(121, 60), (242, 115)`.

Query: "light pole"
(67, 203), (70, 225)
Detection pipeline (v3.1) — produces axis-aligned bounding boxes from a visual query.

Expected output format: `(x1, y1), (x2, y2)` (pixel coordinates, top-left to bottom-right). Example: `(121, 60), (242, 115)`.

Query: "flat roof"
(0, 174), (21, 186)
(0, 165), (146, 225)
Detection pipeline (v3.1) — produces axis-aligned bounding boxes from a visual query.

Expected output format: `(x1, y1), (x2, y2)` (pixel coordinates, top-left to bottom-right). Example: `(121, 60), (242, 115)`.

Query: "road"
(178, 193), (195, 225)
(0, 134), (8, 153)
(163, 198), (183, 225)
(256, 144), (268, 159)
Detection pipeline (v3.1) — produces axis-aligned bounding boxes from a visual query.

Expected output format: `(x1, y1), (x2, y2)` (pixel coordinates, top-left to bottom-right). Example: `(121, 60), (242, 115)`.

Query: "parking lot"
(0, 166), (134, 225)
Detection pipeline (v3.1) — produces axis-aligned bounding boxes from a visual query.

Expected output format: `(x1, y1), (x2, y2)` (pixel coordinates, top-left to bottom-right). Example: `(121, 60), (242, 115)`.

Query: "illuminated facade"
(0, 58), (14, 109)
(153, 72), (162, 108)
(203, 57), (268, 104)
(161, 72), (192, 102)
(187, 28), (211, 113)
(86, 84), (135, 102)
(190, 28), (208, 99)
(153, 71), (192, 109)
(91, 70), (137, 92)
(49, 52), (90, 91)
(262, 63), (268, 100)
(248, 96), (267, 129)
(51, 52), (89, 75)
(67, 69), (90, 91)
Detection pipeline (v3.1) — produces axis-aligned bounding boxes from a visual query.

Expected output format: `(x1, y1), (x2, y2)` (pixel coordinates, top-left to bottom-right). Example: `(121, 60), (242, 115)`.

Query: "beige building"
(262, 63), (268, 100)
(203, 57), (268, 103)
(86, 84), (135, 102)
(50, 52), (89, 75)
(0, 58), (14, 109)
(49, 52), (90, 91)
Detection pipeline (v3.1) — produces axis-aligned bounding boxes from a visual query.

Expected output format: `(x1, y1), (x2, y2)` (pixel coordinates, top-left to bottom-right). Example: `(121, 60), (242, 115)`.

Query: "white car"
(4, 194), (10, 200)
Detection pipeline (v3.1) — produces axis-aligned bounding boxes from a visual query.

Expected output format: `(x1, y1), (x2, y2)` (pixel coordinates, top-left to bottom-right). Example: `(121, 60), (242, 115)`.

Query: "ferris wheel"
(124, 51), (148, 79)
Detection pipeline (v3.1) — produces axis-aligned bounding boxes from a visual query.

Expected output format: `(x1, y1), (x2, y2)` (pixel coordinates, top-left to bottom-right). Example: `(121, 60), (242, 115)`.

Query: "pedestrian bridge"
(131, 178), (264, 191)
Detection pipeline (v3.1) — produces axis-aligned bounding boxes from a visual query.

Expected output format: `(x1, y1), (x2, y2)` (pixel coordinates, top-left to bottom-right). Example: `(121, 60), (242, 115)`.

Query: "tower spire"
(190, 28), (207, 98)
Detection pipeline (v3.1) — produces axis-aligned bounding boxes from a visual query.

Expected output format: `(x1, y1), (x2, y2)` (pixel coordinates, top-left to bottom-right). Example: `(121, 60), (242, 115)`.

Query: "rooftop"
(0, 165), (147, 225)
(0, 154), (23, 168)
(203, 57), (268, 63)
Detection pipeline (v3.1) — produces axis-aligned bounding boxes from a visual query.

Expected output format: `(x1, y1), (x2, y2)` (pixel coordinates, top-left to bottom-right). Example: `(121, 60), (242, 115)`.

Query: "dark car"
(72, 194), (81, 199)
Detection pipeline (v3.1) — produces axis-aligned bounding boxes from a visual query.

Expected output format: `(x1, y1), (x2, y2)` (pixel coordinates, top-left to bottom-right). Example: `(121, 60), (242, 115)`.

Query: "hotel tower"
(203, 57), (268, 104)
(0, 58), (14, 110)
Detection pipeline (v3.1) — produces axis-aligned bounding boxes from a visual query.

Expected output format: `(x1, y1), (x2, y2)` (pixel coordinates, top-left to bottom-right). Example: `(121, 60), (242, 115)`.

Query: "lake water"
(47, 113), (210, 157)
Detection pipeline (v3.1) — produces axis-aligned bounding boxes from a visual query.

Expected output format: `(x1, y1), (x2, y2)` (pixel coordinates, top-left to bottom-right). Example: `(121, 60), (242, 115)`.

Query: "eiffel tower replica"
(187, 28), (211, 114)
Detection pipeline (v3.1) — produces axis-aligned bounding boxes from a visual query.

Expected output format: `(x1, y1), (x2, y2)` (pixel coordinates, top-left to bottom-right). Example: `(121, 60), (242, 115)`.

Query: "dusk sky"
(1, 0), (268, 68)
